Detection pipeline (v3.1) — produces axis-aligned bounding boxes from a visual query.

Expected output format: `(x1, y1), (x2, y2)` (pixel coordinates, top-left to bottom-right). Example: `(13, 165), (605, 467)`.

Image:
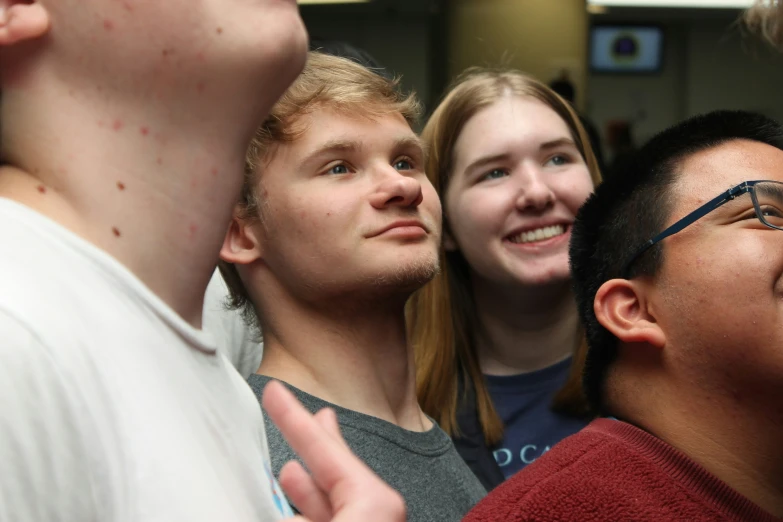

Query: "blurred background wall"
(298, 0), (783, 164)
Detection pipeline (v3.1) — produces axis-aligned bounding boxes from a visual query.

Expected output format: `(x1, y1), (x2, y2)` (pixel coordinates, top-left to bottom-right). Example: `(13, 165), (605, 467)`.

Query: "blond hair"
(745, 0), (783, 51)
(220, 52), (422, 328)
(408, 68), (601, 445)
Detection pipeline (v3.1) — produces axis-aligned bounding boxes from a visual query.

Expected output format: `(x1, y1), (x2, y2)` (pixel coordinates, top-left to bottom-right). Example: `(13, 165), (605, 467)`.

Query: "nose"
(369, 167), (424, 210)
(514, 166), (555, 212)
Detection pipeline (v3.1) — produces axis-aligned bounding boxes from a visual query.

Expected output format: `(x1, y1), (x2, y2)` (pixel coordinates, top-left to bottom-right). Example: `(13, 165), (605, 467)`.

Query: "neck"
(0, 76), (269, 326)
(472, 276), (579, 376)
(257, 284), (429, 432)
(624, 377), (783, 518)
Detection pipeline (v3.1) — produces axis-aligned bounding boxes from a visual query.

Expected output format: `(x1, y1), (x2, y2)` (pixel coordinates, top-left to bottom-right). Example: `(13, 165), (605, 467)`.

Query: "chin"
(515, 268), (572, 288)
(370, 257), (440, 293)
(244, 10), (308, 82)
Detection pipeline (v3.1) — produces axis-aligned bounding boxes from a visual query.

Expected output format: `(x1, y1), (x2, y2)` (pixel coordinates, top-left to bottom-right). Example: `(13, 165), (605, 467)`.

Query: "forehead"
(292, 107), (414, 150)
(454, 95), (572, 163)
(259, 106), (416, 179)
(672, 140), (783, 214)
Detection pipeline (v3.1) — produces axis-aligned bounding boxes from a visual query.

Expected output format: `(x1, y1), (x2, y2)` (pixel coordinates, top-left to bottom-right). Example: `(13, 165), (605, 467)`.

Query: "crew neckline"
(0, 197), (218, 355)
(249, 374), (454, 457)
(483, 356), (573, 392)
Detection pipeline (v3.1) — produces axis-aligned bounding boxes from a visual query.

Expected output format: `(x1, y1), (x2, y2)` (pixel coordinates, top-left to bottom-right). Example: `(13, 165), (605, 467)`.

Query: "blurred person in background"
(745, 0), (783, 52)
(549, 70), (606, 174)
(408, 69), (601, 491)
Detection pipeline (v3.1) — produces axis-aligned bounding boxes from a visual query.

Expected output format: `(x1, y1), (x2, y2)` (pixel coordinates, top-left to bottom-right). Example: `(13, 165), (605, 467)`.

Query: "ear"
(0, 2), (50, 46)
(594, 278), (666, 350)
(219, 211), (265, 266)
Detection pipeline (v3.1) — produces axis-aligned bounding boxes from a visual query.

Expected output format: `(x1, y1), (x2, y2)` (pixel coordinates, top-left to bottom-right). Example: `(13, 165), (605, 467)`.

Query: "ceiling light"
(298, 0), (371, 4)
(588, 0), (763, 7)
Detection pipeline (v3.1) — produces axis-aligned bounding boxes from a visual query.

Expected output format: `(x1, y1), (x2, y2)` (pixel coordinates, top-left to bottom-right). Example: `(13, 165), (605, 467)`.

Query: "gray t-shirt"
(248, 374), (487, 522)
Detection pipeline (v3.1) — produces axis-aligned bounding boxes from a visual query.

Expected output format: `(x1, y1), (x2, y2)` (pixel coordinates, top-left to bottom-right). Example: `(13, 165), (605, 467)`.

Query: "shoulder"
(202, 269), (262, 378)
(0, 312), (101, 519)
(463, 425), (623, 521)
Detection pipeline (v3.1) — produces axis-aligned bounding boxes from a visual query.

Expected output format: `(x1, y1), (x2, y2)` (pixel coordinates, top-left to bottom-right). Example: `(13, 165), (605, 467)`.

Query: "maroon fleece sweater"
(463, 419), (780, 522)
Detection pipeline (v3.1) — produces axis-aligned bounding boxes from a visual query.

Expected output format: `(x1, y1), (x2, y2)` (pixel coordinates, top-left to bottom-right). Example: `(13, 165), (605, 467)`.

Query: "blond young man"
(0, 2), (404, 521)
(220, 52), (487, 521)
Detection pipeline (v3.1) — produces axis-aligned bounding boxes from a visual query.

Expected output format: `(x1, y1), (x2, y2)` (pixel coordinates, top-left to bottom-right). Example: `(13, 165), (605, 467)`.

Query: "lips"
(506, 224), (568, 244)
(369, 220), (428, 238)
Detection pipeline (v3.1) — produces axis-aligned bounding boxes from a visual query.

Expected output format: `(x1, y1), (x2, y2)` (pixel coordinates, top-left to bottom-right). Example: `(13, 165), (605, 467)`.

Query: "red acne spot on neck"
(117, 181), (126, 191)
(196, 82), (206, 94)
(113, 119), (124, 131)
(196, 51), (206, 62)
(37, 185), (47, 194)
(122, 1), (133, 12)
(103, 19), (115, 31)
(156, 157), (163, 165)
(112, 227), (122, 237)
(189, 223), (198, 237)
(140, 126), (150, 136)
(216, 27), (223, 35)
(210, 167), (218, 177)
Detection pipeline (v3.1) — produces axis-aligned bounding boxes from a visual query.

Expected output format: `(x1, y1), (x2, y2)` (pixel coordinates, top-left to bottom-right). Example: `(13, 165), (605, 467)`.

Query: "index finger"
(262, 381), (364, 491)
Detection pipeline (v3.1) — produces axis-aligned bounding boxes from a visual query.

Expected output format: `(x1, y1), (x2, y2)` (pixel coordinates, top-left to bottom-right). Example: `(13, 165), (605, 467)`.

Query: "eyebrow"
(463, 137), (578, 176)
(299, 135), (426, 169)
(299, 139), (364, 169)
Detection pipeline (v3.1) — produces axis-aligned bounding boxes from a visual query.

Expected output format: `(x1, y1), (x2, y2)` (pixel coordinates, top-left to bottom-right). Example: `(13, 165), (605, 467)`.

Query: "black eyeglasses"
(622, 180), (783, 278)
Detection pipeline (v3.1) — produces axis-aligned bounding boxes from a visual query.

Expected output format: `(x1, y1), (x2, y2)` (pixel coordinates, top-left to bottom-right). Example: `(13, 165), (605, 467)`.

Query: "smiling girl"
(409, 68), (602, 490)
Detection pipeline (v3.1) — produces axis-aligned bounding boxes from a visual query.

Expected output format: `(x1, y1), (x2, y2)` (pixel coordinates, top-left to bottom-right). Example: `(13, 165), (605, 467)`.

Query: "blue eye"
(394, 159), (414, 171)
(481, 169), (508, 181)
(545, 155), (569, 167)
(326, 164), (349, 175)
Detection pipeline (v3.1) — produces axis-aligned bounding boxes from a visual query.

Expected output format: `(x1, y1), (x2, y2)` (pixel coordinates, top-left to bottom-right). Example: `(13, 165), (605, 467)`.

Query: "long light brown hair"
(408, 68), (602, 445)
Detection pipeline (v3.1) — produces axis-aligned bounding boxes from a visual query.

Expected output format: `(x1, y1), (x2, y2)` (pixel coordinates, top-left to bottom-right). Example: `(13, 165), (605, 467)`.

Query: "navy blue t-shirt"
(485, 357), (589, 478)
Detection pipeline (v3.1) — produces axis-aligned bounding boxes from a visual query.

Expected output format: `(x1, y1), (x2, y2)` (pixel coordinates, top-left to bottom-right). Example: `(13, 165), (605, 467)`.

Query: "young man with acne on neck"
(220, 51), (487, 521)
(0, 2), (407, 521)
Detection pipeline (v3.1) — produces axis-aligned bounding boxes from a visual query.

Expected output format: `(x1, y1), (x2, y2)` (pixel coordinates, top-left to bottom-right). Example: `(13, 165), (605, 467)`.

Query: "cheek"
(267, 195), (333, 243)
(421, 183), (443, 226)
(446, 192), (500, 249)
(554, 169), (594, 214)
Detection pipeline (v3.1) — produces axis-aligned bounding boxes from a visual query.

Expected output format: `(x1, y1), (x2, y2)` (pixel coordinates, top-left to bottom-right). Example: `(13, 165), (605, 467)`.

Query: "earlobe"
(219, 213), (264, 266)
(594, 279), (666, 349)
(0, 2), (50, 46)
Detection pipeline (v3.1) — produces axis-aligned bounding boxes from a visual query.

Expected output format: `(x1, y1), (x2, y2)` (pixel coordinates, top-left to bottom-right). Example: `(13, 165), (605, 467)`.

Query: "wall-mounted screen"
(590, 25), (664, 74)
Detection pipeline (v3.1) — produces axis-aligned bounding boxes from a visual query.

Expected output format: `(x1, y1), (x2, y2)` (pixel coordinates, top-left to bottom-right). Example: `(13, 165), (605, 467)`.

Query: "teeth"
(508, 225), (565, 244)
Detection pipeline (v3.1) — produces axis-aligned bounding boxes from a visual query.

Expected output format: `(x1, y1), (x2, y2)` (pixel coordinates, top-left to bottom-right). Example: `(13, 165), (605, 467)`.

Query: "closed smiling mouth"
(368, 220), (428, 238)
(506, 224), (568, 244)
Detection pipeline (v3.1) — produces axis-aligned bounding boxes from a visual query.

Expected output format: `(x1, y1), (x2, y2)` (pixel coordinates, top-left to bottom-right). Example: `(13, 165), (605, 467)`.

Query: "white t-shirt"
(0, 199), (292, 521)
(203, 270), (263, 378)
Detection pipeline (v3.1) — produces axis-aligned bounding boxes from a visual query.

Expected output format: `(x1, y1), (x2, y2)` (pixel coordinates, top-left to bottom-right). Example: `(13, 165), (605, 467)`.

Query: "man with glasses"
(464, 110), (783, 521)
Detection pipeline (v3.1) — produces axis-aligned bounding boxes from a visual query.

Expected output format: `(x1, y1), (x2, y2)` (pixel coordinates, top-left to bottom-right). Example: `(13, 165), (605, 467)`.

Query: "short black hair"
(569, 110), (783, 413)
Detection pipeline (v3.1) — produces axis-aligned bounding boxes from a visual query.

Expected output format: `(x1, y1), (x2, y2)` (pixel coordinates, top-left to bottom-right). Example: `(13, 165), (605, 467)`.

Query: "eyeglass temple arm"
(620, 185), (749, 278)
